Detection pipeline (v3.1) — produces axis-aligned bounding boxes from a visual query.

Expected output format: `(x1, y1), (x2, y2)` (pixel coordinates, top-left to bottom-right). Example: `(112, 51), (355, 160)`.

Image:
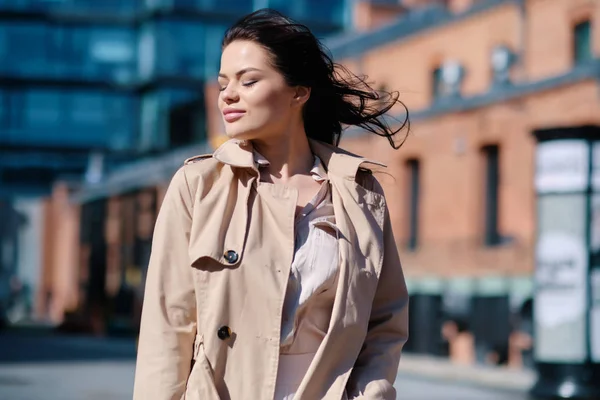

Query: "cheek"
(250, 91), (291, 120)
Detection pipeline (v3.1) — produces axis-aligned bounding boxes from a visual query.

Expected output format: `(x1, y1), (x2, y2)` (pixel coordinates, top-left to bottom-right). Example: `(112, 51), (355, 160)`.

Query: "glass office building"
(0, 0), (350, 197)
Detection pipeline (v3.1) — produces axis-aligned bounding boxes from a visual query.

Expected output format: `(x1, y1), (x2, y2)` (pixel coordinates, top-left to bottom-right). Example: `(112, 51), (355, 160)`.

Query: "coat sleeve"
(346, 195), (410, 400)
(133, 166), (197, 400)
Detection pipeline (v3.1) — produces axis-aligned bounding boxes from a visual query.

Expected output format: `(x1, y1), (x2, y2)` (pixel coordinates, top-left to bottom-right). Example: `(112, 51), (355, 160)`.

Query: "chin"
(224, 126), (262, 141)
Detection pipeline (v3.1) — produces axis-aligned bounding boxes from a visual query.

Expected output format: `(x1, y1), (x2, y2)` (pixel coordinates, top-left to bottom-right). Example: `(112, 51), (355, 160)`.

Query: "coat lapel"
(294, 141), (388, 399)
(187, 140), (257, 269)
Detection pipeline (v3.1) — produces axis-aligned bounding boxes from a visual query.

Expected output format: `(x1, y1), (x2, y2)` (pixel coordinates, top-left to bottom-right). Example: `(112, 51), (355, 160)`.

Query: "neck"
(252, 130), (313, 182)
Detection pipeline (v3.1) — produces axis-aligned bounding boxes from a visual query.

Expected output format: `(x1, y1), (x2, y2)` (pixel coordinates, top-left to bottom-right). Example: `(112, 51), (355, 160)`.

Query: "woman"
(133, 9), (409, 400)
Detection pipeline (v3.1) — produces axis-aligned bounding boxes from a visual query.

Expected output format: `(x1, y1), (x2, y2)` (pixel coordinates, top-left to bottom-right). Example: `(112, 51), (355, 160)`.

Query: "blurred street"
(1, 0), (599, 398)
(0, 329), (531, 400)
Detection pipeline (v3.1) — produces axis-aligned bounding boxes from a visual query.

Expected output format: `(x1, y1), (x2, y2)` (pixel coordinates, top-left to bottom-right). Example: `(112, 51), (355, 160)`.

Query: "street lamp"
(530, 126), (600, 399)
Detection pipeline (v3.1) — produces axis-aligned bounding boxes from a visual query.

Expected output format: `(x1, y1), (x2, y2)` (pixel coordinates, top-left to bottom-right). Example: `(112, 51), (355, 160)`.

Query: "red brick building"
(39, 0), (600, 367)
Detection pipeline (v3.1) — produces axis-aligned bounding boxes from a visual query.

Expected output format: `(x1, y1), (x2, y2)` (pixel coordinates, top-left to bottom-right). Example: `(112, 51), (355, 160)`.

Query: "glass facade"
(0, 0), (140, 14)
(2, 90), (137, 150)
(0, 23), (137, 82)
(0, 0), (349, 194)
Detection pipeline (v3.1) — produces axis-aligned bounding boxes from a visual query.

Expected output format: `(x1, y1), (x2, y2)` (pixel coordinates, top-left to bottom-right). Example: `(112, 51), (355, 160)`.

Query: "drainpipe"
(515, 0), (527, 83)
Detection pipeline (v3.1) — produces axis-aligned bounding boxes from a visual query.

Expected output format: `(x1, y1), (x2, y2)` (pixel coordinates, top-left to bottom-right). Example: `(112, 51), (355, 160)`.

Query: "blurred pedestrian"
(133, 8), (410, 400)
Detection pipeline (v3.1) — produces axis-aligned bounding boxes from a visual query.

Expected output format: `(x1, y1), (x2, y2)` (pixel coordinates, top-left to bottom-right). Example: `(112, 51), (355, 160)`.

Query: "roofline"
(72, 59), (600, 203)
(343, 58), (600, 139)
(325, 0), (517, 61)
(410, 59), (600, 121)
(70, 142), (212, 204)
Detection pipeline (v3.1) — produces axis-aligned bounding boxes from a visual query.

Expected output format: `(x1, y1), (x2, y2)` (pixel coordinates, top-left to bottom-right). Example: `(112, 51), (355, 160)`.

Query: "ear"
(292, 86), (311, 106)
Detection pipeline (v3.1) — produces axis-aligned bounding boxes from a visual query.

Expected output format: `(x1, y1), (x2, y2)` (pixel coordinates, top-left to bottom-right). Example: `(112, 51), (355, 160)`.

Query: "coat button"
(224, 250), (239, 264)
(217, 326), (232, 340)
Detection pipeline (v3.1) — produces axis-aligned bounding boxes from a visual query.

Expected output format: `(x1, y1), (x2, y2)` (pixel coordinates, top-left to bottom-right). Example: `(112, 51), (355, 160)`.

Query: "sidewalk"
(1, 326), (536, 395)
(397, 353), (536, 393)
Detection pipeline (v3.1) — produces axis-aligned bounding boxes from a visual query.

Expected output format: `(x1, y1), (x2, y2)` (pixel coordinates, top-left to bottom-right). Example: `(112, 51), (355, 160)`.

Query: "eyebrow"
(218, 67), (262, 79)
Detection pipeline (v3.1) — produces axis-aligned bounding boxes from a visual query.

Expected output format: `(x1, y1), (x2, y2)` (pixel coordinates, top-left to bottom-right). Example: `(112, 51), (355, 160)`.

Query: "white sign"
(535, 140), (589, 193)
(535, 231), (589, 362)
(592, 142), (600, 191)
(535, 232), (588, 328)
(591, 269), (600, 362)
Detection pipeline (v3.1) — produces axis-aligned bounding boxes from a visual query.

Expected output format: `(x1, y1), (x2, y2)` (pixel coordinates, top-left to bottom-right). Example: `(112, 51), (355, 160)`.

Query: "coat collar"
(211, 138), (387, 179)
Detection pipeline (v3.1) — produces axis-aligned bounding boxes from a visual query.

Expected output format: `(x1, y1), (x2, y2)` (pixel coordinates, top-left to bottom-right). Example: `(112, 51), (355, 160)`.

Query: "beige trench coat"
(133, 139), (409, 400)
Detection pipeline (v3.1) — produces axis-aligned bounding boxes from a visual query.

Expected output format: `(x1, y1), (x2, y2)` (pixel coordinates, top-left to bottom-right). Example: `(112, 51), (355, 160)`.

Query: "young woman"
(133, 9), (409, 400)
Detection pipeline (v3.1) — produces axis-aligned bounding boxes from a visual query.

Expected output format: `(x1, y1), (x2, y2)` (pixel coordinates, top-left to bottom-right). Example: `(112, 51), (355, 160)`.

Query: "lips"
(223, 109), (245, 123)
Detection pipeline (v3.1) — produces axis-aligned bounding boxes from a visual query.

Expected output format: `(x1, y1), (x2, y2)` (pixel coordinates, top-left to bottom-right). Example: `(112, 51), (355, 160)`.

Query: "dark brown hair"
(223, 8), (409, 149)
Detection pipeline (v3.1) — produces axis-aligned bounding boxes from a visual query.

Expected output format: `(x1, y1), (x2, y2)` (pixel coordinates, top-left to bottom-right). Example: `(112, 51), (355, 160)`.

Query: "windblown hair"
(222, 9), (409, 149)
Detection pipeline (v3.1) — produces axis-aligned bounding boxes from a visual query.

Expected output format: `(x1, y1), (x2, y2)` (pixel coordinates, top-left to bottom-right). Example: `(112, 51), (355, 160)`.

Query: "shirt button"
(217, 325), (232, 340)
(224, 250), (239, 264)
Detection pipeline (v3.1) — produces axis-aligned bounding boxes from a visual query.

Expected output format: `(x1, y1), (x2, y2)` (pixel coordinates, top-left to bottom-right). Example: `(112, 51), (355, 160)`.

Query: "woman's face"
(218, 40), (302, 141)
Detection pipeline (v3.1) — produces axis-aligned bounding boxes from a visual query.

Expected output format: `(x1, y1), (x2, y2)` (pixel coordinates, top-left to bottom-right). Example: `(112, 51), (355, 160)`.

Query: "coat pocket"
(185, 336), (221, 400)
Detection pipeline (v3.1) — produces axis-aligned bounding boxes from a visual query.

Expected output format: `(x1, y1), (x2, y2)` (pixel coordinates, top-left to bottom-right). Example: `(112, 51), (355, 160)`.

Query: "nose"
(221, 84), (239, 104)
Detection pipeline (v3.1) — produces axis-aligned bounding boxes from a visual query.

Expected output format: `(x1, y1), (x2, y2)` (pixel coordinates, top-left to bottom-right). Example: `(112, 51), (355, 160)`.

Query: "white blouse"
(253, 151), (340, 355)
(254, 152), (341, 400)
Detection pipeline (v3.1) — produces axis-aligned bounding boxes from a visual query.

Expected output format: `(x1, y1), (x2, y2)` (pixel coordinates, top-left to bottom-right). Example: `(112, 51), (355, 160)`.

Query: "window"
(491, 45), (514, 85)
(168, 90), (206, 147)
(305, 0), (345, 25)
(0, 90), (6, 130)
(204, 24), (229, 78)
(176, 0), (252, 14)
(8, 89), (135, 150)
(5, 23), (49, 76)
(574, 20), (592, 64)
(169, 100), (203, 147)
(69, 93), (106, 125)
(431, 66), (444, 99)
(482, 145), (500, 246)
(0, 25), (6, 68)
(155, 21), (205, 78)
(406, 159), (420, 250)
(376, 83), (388, 107)
(138, 24), (156, 80)
(24, 91), (62, 127)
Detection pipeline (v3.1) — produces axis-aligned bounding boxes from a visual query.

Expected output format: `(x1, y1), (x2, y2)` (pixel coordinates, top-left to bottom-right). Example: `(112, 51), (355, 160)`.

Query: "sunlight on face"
(218, 40), (298, 141)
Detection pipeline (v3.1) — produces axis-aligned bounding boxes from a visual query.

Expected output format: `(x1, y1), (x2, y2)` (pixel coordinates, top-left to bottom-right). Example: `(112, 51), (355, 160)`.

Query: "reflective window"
(154, 21), (205, 78)
(143, 0), (163, 10)
(268, 0), (345, 25)
(574, 20), (592, 64)
(69, 93), (107, 125)
(267, 0), (303, 19)
(0, 90), (6, 132)
(5, 90), (136, 150)
(140, 88), (205, 150)
(205, 24), (228, 78)
(87, 29), (137, 82)
(305, 0), (345, 25)
(0, 26), (6, 71)
(194, 0), (252, 13)
(214, 0), (252, 12)
(432, 66), (443, 99)
(171, 0), (201, 9)
(0, 0), (139, 14)
(4, 23), (49, 77)
(3, 23), (136, 81)
(138, 24), (157, 80)
(406, 159), (420, 251)
(149, 0), (253, 14)
(65, 0), (140, 14)
(24, 91), (62, 127)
